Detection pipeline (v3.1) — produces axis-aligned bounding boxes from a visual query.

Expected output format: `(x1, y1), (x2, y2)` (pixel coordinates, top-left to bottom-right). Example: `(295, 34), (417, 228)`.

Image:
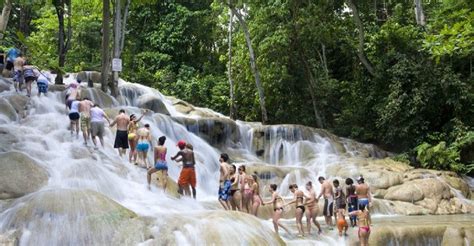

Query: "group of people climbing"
(218, 159), (372, 244)
(0, 48), (51, 97)
(64, 86), (199, 199)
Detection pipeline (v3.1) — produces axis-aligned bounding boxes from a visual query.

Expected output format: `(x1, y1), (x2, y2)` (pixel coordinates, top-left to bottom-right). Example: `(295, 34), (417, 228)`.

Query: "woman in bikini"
(285, 184), (306, 237)
(349, 203), (371, 246)
(346, 178), (358, 227)
(250, 173), (263, 216)
(304, 181), (322, 235)
(147, 136), (168, 190)
(128, 113), (145, 164)
(239, 165), (252, 213)
(263, 184), (291, 236)
(229, 165), (242, 211)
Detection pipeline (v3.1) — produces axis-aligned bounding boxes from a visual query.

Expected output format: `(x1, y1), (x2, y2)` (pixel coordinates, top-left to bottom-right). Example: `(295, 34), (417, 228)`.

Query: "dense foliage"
(3, 0), (473, 173)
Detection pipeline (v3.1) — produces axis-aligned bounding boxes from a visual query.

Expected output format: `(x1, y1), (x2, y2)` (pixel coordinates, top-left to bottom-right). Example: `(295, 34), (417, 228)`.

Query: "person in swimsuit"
(262, 184), (291, 236)
(65, 80), (81, 110)
(356, 176), (372, 211)
(136, 124), (152, 168)
(336, 210), (349, 237)
(250, 173), (263, 216)
(147, 136), (168, 190)
(110, 109), (130, 157)
(22, 63), (36, 97)
(68, 99), (81, 138)
(304, 181), (322, 235)
(317, 176), (335, 227)
(218, 153), (232, 210)
(238, 165), (250, 213)
(346, 178), (358, 227)
(79, 97), (94, 145)
(171, 140), (197, 199)
(333, 179), (347, 221)
(229, 165), (242, 211)
(349, 203), (371, 246)
(13, 55), (25, 93)
(242, 173), (253, 214)
(127, 112), (145, 163)
(285, 184), (306, 237)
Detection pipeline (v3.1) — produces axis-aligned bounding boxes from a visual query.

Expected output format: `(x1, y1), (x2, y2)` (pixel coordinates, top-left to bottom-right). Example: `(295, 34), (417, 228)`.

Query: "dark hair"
(129, 114), (135, 120)
(306, 181), (312, 187)
(119, 109), (125, 113)
(231, 164), (236, 171)
(239, 165), (246, 172)
(289, 184), (298, 189)
(318, 176), (325, 182)
(220, 153), (229, 162)
(83, 97), (90, 101)
(144, 123), (150, 128)
(77, 78), (82, 83)
(252, 173), (258, 182)
(270, 184), (277, 191)
(345, 178), (354, 185)
(158, 136), (166, 145)
(359, 203), (367, 211)
(333, 179), (339, 185)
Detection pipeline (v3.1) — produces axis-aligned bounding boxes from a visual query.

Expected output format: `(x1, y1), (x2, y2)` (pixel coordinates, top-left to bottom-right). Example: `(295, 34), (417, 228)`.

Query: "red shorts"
(178, 168), (196, 188)
(337, 218), (348, 232)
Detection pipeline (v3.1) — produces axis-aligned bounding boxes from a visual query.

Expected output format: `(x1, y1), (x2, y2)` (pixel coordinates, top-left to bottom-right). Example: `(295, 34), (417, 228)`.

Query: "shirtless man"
(317, 176), (335, 227)
(13, 55), (25, 93)
(355, 176), (372, 210)
(218, 153), (232, 210)
(79, 98), (94, 145)
(109, 109), (130, 157)
(304, 181), (322, 235)
(171, 140), (197, 199)
(136, 124), (152, 168)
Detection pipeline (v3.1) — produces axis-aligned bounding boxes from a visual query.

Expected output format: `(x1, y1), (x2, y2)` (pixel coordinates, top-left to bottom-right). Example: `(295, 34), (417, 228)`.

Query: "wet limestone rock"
(76, 71), (101, 85)
(150, 171), (180, 198)
(173, 117), (240, 146)
(0, 151), (48, 199)
(81, 88), (117, 108)
(0, 78), (11, 92)
(137, 94), (170, 115)
(1, 189), (149, 245)
(0, 98), (17, 121)
(5, 94), (28, 117)
(384, 178), (453, 203)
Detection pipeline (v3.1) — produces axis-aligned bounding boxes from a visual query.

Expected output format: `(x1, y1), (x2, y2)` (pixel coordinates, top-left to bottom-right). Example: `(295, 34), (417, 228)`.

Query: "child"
(336, 210), (349, 236)
(349, 203), (371, 246)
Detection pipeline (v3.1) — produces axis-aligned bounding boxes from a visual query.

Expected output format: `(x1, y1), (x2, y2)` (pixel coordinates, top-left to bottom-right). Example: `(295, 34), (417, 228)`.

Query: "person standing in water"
(333, 179), (346, 221)
(346, 178), (358, 227)
(171, 140), (197, 199)
(229, 165), (242, 211)
(218, 153), (232, 210)
(336, 209), (349, 237)
(128, 112), (145, 164)
(355, 176), (372, 210)
(79, 97), (94, 145)
(36, 70), (51, 96)
(250, 173), (263, 217)
(90, 104), (110, 149)
(317, 176), (335, 228)
(5, 47), (20, 76)
(304, 181), (322, 235)
(110, 109), (129, 157)
(285, 184), (306, 237)
(262, 184), (291, 236)
(22, 63), (36, 97)
(238, 165), (249, 212)
(68, 99), (81, 138)
(147, 136), (168, 190)
(65, 80), (81, 109)
(13, 54), (25, 93)
(136, 124), (152, 168)
(349, 203), (371, 246)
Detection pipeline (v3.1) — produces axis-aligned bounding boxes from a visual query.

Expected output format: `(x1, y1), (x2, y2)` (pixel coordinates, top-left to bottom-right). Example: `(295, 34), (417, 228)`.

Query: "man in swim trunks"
(171, 140), (197, 199)
(356, 176), (372, 210)
(218, 153), (232, 210)
(110, 109), (130, 157)
(13, 55), (25, 93)
(136, 124), (152, 168)
(79, 97), (94, 145)
(317, 176), (335, 227)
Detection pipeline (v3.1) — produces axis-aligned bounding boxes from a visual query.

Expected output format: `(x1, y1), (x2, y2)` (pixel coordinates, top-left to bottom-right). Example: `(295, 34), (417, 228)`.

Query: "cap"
(177, 140), (186, 149)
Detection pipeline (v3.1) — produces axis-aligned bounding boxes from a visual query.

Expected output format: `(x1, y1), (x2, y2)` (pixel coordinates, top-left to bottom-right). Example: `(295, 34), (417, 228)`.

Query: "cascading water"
(0, 75), (472, 246)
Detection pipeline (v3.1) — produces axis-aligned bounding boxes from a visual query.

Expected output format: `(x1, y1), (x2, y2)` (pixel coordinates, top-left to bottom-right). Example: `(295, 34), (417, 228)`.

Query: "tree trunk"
(231, 7), (268, 124)
(414, 0), (426, 26)
(111, 0), (121, 97)
(227, 4), (236, 120)
(346, 0), (376, 77)
(54, 0), (65, 84)
(119, 0), (131, 55)
(101, 0), (111, 92)
(0, 0), (12, 39)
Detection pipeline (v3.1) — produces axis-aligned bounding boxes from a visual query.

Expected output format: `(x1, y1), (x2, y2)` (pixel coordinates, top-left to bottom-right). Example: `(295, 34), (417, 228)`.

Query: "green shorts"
(80, 114), (91, 132)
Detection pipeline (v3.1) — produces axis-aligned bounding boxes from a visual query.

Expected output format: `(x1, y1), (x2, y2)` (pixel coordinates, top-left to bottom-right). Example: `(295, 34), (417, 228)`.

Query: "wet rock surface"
(0, 151), (48, 199)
